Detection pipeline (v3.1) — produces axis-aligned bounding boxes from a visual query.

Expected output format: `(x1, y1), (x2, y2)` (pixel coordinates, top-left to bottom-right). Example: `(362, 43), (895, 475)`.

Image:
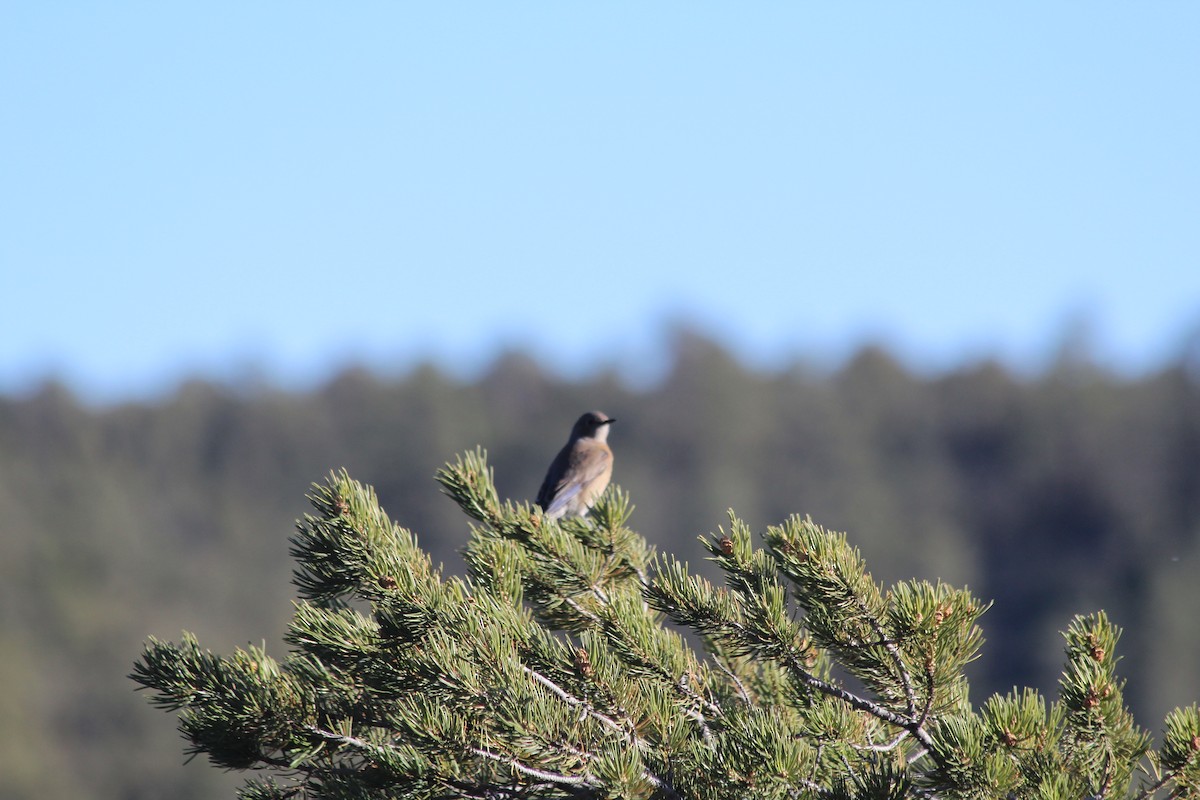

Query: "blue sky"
(4, 4), (1198, 402)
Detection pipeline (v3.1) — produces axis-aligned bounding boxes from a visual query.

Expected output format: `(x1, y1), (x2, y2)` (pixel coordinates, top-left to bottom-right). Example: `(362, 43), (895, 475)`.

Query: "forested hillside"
(3, 332), (1199, 799)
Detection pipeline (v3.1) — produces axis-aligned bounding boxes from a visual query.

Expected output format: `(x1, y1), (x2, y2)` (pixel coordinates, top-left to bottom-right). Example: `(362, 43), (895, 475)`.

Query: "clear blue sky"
(4, 4), (1198, 402)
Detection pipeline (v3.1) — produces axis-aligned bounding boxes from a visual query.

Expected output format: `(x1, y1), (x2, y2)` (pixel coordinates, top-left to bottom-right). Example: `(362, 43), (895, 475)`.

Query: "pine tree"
(131, 450), (1200, 799)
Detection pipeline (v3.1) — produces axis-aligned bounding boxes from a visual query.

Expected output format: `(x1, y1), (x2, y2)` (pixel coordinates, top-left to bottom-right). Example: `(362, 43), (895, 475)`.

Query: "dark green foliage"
(133, 458), (1200, 798)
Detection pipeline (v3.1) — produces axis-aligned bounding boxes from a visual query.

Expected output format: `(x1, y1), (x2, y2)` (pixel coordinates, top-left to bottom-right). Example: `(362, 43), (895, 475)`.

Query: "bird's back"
(536, 443), (573, 510)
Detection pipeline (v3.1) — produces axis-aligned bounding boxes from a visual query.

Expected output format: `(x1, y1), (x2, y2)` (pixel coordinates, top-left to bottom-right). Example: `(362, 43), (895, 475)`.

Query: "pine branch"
(133, 458), (1200, 799)
(646, 551), (937, 749)
(522, 665), (638, 745)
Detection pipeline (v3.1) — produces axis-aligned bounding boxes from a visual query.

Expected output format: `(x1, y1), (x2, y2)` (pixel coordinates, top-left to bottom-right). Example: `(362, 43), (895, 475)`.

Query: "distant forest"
(4, 331), (1200, 799)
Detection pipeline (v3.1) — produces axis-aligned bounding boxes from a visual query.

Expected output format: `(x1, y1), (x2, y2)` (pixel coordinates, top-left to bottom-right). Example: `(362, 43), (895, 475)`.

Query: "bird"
(536, 411), (616, 521)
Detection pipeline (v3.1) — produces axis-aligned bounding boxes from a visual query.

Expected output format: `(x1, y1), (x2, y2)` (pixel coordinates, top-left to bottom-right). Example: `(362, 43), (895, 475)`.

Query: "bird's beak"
(604, 418), (617, 425)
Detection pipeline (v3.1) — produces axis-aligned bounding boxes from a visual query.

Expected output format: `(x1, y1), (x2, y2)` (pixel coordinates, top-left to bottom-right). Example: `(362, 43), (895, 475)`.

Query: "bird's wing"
(543, 483), (584, 518)
(543, 444), (611, 518)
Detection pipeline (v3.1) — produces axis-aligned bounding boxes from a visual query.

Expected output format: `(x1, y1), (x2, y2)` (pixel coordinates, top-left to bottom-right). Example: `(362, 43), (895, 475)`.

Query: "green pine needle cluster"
(132, 450), (1200, 799)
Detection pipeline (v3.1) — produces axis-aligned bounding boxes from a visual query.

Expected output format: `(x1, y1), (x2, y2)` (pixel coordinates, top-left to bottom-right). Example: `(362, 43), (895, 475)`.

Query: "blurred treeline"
(3, 331), (1200, 799)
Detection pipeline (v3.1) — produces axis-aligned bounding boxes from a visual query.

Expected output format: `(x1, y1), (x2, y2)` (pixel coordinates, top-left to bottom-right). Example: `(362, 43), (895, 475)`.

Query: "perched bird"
(536, 411), (616, 520)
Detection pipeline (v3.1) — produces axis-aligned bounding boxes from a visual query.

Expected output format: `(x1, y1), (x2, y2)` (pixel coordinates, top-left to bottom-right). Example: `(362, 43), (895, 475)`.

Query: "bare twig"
(522, 665), (633, 742)
(712, 654), (753, 704)
(852, 729), (910, 753)
(1131, 770), (1177, 800)
(469, 746), (596, 787)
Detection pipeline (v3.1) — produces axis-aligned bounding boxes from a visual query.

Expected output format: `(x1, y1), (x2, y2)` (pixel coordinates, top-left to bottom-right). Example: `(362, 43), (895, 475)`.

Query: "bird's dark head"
(572, 410), (616, 442)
